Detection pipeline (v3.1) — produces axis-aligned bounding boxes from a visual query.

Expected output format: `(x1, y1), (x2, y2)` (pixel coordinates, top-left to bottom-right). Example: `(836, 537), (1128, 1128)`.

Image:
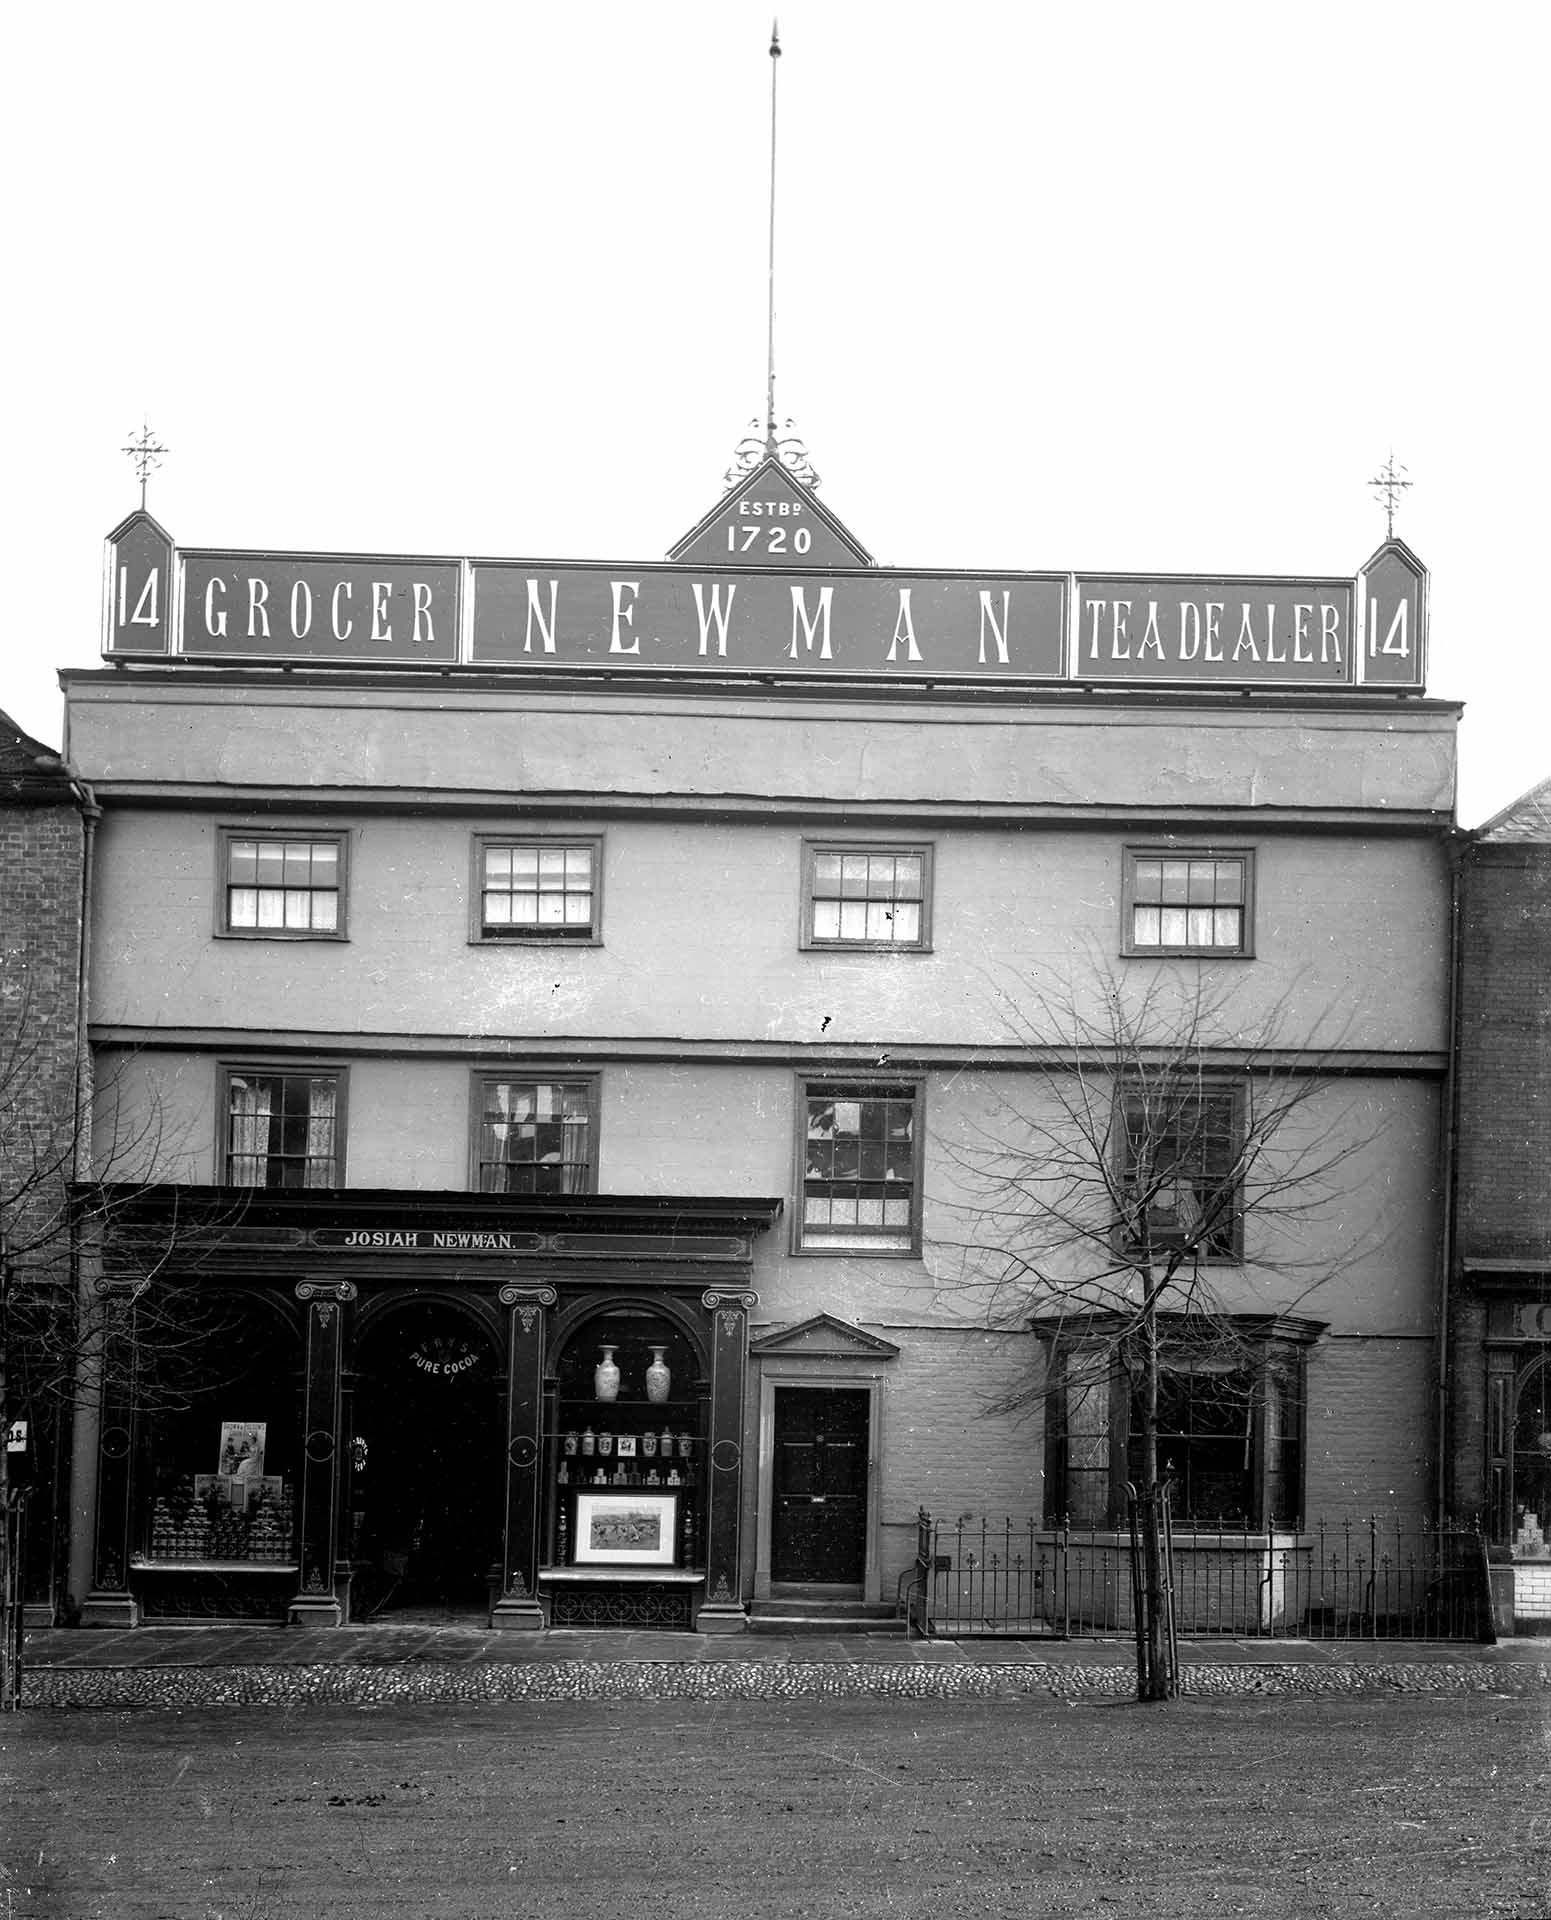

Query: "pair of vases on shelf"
(594, 1343), (670, 1404)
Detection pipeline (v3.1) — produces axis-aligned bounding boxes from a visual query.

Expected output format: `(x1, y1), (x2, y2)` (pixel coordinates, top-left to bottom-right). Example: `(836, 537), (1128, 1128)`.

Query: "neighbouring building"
(57, 464), (1455, 1632)
(0, 708), (94, 1623)
(1448, 775), (1551, 1633)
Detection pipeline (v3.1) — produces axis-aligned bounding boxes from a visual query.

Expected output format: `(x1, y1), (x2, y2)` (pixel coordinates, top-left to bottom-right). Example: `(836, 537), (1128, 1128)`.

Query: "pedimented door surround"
(750, 1314), (899, 1604)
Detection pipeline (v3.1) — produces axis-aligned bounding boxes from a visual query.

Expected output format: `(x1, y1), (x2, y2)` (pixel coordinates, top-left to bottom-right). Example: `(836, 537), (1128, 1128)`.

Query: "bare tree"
(930, 963), (1375, 1700)
(0, 1017), (237, 1710)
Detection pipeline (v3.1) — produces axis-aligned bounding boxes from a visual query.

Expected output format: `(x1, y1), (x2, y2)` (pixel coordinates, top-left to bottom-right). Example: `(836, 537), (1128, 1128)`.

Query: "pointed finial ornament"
(123, 420), (168, 511)
(1368, 452), (1411, 541)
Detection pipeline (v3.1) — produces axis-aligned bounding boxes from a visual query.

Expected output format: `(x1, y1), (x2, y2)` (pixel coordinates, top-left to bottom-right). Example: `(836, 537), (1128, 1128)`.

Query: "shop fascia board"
(74, 1182), (784, 1251)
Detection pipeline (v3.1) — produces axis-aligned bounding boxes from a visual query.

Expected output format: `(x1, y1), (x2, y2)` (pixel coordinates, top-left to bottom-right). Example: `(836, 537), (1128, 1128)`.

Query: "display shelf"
(539, 1567), (704, 1584)
(132, 1558), (299, 1574)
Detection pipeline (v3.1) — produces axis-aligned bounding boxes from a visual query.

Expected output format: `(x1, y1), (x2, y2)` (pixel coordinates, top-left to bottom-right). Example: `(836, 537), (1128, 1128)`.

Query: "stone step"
(748, 1600), (907, 1636)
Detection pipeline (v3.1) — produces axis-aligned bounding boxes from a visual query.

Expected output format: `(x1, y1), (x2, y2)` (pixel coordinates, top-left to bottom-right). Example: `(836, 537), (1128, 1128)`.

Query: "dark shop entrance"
(348, 1300), (504, 1619)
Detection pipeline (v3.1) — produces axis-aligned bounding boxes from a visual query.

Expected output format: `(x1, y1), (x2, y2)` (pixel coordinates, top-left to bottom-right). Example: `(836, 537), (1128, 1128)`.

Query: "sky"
(4, 1), (1546, 826)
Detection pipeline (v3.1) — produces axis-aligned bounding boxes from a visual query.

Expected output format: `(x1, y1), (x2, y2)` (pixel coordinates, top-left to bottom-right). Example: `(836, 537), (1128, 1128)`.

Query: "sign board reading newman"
(101, 513), (1427, 691)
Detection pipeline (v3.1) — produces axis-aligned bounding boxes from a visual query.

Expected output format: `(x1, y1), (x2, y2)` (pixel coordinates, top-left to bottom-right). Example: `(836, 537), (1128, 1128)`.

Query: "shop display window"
(134, 1297), (300, 1571)
(548, 1309), (704, 1570)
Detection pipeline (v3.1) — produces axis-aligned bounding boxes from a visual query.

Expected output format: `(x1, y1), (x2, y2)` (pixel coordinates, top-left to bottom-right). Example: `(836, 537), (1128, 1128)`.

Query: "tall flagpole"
(766, 20), (781, 451)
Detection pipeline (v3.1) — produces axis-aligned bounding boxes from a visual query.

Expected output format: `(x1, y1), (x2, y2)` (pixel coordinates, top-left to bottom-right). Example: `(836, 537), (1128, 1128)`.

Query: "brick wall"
(1, 801), (86, 1271)
(1, 780), (86, 1616)
(1456, 843), (1551, 1263)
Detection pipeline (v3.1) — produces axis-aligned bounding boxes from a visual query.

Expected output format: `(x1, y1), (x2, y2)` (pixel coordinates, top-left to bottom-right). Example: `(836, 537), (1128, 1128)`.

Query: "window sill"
(215, 929), (348, 943)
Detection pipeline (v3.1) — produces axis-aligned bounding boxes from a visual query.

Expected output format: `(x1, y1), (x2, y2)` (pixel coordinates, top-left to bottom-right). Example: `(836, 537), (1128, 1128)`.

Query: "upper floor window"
(801, 843), (932, 950)
(474, 1075), (596, 1194)
(798, 1079), (922, 1254)
(225, 1069), (342, 1187)
(1122, 849), (1253, 957)
(474, 838), (602, 943)
(221, 831), (346, 938)
(1120, 1084), (1242, 1262)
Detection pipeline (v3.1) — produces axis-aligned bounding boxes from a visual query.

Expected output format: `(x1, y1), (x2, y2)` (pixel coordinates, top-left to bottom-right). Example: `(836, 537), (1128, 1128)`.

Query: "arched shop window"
(1510, 1358), (1551, 1554)
(549, 1306), (706, 1570)
(136, 1295), (300, 1573)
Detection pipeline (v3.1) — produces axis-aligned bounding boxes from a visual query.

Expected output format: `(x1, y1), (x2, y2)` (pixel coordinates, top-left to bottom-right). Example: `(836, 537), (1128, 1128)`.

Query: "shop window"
(1119, 1083), (1242, 1262)
(549, 1308), (706, 1579)
(135, 1296), (300, 1584)
(473, 837), (602, 943)
(801, 842), (932, 950)
(1048, 1320), (1312, 1529)
(1122, 848), (1253, 957)
(1509, 1358), (1551, 1554)
(474, 1075), (596, 1194)
(798, 1080), (921, 1254)
(220, 829), (346, 937)
(224, 1069), (343, 1187)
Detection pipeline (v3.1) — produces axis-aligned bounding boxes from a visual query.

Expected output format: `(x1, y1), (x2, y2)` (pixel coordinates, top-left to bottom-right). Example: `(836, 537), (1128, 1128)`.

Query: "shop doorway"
(770, 1387), (870, 1588)
(350, 1302), (503, 1619)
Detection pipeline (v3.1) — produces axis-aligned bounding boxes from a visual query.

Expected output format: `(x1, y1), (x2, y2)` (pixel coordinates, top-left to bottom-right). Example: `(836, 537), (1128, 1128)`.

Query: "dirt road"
(4, 1692), (1548, 1918)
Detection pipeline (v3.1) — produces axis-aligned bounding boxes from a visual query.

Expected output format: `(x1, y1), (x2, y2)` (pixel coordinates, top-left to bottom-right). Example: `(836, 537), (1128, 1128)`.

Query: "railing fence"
(906, 1510), (1492, 1642)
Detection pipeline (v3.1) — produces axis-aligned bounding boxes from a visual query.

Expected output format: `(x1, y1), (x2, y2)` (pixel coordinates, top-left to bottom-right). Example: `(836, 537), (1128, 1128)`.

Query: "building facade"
(1447, 776), (1551, 1631)
(60, 470), (1456, 1631)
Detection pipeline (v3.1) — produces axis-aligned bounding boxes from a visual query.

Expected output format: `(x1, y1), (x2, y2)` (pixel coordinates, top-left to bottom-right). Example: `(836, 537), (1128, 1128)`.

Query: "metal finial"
(723, 416), (820, 492)
(1368, 452), (1411, 541)
(765, 20), (781, 445)
(123, 420), (168, 511)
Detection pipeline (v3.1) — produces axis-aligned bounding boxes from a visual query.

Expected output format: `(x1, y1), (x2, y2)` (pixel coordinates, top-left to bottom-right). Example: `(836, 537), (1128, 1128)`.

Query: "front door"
(771, 1387), (869, 1586)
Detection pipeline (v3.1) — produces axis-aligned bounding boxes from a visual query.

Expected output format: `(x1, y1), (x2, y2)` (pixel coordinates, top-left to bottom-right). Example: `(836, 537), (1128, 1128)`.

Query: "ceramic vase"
(595, 1345), (620, 1401)
(645, 1346), (672, 1404)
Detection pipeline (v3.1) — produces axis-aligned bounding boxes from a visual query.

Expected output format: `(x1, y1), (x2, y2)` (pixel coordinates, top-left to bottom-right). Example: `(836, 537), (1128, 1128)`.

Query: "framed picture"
(573, 1492), (678, 1567)
(615, 1435), (637, 1458)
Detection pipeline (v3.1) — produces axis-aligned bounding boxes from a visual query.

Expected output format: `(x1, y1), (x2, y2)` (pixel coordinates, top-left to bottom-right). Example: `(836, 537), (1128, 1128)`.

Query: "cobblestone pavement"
(18, 1624), (1551, 1708)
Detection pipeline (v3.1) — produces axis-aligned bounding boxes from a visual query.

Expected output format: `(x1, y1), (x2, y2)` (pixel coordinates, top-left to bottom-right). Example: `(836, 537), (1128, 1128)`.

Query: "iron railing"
(905, 1510), (1493, 1642)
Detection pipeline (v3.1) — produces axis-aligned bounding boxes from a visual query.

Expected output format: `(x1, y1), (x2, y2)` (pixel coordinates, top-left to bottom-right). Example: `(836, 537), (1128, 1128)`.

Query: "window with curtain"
(1122, 848), (1253, 956)
(222, 832), (345, 936)
(225, 1071), (341, 1186)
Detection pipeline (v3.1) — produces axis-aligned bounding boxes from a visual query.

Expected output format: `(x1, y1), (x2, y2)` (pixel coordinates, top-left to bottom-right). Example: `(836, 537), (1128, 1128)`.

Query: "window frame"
(792, 1075), (925, 1257)
(799, 839), (934, 953)
(1120, 845), (1255, 960)
(216, 827), (350, 941)
(468, 1070), (601, 1196)
(218, 1063), (348, 1188)
(469, 834), (605, 947)
(1116, 1078), (1246, 1264)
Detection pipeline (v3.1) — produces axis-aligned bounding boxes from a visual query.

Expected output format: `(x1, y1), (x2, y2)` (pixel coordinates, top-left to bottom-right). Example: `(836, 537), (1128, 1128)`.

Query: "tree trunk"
(1131, 1269), (1178, 1701)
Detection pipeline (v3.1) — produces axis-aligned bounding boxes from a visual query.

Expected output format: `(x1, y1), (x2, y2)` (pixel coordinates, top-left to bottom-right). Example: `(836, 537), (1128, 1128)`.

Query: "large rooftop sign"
(101, 461), (1428, 691)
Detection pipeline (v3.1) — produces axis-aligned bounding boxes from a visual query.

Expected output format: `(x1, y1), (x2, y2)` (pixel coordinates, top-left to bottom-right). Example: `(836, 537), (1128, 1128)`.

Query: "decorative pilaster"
(80, 1294), (138, 1628)
(288, 1281), (355, 1627)
(697, 1289), (758, 1632)
(493, 1285), (556, 1630)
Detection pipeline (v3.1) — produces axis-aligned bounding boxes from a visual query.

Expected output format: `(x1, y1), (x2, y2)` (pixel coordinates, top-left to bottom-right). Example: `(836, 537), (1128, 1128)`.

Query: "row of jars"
(562, 1428), (693, 1459)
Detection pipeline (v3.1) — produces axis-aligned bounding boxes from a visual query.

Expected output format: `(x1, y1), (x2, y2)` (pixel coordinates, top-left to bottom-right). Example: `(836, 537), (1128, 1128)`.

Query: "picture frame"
(615, 1435), (637, 1457)
(573, 1492), (678, 1566)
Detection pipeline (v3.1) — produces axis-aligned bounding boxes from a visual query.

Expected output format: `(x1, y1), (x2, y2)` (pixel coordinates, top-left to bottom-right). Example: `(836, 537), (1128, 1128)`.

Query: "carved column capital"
(701, 1290), (758, 1315)
(498, 1284), (558, 1308)
(295, 1280), (358, 1304)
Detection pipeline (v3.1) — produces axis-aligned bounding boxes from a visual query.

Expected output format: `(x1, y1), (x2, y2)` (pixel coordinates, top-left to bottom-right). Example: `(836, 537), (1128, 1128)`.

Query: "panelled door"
(771, 1387), (870, 1585)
